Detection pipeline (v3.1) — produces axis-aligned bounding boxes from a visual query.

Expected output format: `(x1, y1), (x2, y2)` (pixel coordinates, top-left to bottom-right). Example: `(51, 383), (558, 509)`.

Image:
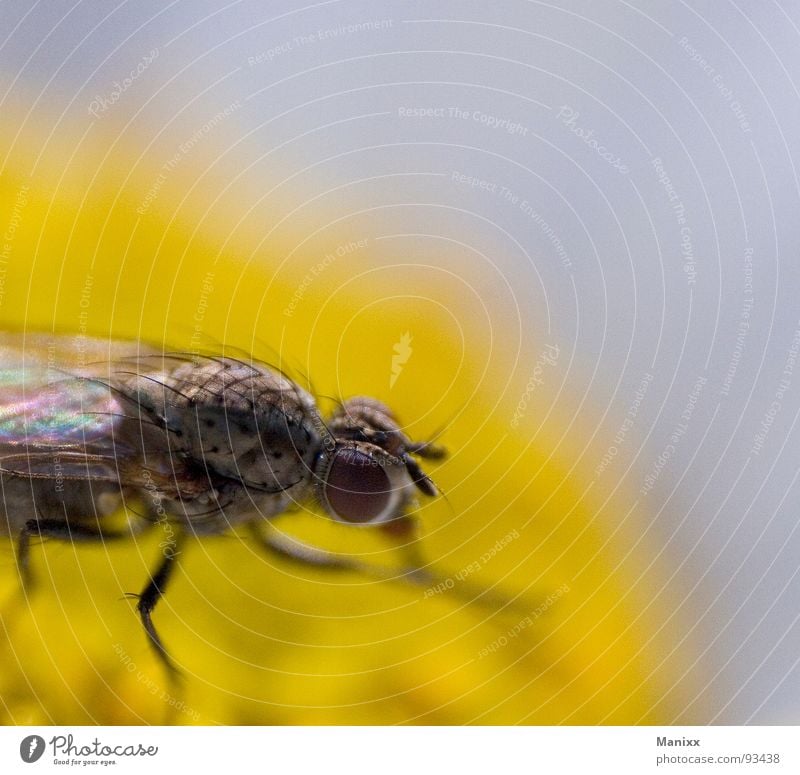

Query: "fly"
(0, 333), (463, 674)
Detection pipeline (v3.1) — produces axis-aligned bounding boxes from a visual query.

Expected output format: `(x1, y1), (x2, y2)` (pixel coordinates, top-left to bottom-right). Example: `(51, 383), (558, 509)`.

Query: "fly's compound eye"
(322, 447), (392, 524)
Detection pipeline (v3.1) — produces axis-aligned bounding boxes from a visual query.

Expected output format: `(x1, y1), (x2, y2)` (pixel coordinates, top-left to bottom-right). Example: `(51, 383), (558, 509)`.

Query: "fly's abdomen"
(0, 476), (124, 534)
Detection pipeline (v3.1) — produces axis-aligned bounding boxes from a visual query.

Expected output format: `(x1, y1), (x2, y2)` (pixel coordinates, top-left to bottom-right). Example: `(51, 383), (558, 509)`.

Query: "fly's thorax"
(184, 404), (321, 491)
(112, 358), (323, 494)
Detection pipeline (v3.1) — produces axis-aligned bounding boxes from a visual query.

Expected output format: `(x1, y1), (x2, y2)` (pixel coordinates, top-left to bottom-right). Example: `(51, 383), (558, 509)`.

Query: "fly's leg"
(251, 519), (526, 616)
(251, 517), (435, 584)
(16, 524), (34, 592)
(253, 517), (529, 617)
(250, 523), (371, 575)
(13, 513), (182, 679)
(378, 516), (529, 616)
(17, 518), (130, 593)
(124, 533), (182, 676)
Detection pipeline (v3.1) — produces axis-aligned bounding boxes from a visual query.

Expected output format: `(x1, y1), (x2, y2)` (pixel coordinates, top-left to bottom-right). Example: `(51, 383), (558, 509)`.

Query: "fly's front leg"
(124, 533), (183, 676)
(379, 516), (443, 585)
(17, 518), (131, 593)
(379, 516), (528, 615)
(385, 520), (461, 589)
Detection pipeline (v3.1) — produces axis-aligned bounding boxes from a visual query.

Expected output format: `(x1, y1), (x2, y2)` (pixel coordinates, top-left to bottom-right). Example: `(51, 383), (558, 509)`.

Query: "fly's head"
(313, 397), (446, 525)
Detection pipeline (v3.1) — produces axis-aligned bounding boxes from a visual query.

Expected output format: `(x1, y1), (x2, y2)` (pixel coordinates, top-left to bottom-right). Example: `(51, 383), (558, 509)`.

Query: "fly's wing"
(0, 366), (130, 482)
(0, 332), (163, 372)
(0, 363), (210, 501)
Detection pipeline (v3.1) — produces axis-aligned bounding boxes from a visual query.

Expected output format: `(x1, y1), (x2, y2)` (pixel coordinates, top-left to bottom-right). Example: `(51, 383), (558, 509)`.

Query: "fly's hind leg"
(124, 533), (183, 677)
(17, 517), (133, 593)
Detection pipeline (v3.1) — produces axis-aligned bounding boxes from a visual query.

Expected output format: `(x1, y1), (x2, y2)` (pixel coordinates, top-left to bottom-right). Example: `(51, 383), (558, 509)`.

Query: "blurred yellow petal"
(0, 112), (688, 725)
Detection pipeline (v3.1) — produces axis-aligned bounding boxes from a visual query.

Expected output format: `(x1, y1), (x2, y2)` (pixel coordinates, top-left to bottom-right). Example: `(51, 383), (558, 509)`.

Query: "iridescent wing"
(0, 366), (129, 482)
(0, 336), (212, 500)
